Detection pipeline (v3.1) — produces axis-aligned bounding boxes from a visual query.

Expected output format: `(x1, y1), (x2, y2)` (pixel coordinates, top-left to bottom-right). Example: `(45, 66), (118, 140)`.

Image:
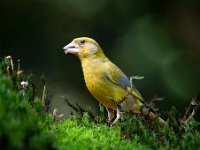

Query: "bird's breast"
(81, 59), (119, 109)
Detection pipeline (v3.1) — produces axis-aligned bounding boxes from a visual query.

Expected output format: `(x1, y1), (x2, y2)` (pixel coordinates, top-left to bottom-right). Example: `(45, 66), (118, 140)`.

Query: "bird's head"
(63, 37), (105, 59)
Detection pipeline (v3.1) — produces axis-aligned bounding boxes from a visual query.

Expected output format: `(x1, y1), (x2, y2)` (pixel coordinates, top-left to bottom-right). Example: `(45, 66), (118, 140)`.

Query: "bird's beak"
(63, 42), (80, 54)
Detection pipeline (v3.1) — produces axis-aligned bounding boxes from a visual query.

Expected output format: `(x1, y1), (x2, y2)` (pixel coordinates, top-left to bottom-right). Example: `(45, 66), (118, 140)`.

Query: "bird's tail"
(124, 89), (166, 126)
(140, 107), (166, 126)
(122, 98), (166, 126)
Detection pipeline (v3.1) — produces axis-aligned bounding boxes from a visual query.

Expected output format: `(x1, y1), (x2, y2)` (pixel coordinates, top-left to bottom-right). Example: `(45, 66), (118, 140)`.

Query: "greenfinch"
(63, 37), (165, 125)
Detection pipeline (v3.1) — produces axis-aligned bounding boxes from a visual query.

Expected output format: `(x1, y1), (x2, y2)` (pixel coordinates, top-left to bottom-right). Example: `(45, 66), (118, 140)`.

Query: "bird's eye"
(80, 40), (86, 44)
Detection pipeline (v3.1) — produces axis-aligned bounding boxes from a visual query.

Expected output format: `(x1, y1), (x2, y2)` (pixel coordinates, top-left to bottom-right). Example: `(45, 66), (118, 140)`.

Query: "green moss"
(50, 115), (147, 150)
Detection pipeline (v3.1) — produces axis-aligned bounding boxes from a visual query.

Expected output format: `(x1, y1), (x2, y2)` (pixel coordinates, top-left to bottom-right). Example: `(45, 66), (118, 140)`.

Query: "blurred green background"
(0, 0), (200, 115)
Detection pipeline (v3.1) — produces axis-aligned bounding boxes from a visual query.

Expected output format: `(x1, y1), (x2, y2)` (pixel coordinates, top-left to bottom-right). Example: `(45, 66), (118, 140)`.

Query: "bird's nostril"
(69, 46), (76, 48)
(63, 46), (76, 51)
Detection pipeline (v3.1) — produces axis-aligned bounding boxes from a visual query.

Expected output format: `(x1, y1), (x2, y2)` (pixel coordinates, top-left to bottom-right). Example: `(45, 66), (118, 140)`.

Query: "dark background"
(0, 0), (200, 116)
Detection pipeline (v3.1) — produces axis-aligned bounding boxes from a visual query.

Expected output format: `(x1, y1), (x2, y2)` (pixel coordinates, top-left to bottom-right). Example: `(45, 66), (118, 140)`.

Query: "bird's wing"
(105, 61), (144, 102)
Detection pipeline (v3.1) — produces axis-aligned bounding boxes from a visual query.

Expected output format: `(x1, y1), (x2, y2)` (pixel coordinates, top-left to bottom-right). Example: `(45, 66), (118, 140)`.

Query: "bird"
(63, 37), (165, 126)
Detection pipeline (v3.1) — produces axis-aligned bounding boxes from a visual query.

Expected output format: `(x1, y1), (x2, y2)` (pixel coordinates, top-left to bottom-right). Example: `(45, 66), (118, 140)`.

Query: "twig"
(180, 98), (200, 125)
(65, 98), (81, 114)
(129, 75), (144, 90)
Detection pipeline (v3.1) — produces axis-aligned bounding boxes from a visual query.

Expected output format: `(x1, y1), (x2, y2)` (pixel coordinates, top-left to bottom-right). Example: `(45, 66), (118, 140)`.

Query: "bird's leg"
(110, 97), (129, 126)
(112, 107), (121, 125)
(106, 107), (115, 124)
